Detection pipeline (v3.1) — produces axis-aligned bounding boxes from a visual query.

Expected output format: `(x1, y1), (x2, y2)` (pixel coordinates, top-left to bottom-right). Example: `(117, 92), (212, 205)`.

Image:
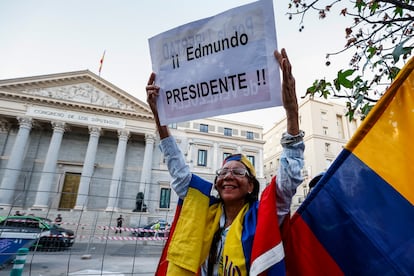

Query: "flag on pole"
(98, 50), (106, 76)
(284, 56), (414, 275)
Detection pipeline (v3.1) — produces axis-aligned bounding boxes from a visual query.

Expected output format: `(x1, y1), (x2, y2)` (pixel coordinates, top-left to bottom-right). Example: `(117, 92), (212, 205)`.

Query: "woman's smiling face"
(215, 160), (254, 203)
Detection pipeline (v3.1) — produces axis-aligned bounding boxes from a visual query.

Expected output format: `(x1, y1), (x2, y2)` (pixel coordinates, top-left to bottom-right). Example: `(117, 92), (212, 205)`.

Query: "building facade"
(0, 71), (265, 224)
(263, 98), (361, 211)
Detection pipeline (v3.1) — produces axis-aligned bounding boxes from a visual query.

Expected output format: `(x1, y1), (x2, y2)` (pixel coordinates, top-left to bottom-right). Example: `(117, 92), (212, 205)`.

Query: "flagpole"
(99, 50), (106, 76)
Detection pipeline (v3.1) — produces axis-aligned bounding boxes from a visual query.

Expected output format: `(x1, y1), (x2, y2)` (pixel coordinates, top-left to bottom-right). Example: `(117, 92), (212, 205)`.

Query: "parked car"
(132, 219), (170, 238)
(0, 215), (75, 250)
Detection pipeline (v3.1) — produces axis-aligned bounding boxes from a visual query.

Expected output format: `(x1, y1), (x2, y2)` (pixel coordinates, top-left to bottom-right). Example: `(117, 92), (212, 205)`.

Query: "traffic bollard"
(10, 247), (29, 276)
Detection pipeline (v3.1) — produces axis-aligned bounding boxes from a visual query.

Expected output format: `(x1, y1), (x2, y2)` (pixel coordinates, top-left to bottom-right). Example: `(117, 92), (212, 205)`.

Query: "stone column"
(186, 139), (194, 170)
(0, 117), (32, 206)
(32, 121), (66, 209)
(106, 129), (129, 211)
(237, 145), (242, 153)
(213, 142), (218, 169)
(258, 148), (263, 178)
(139, 134), (155, 193)
(74, 126), (101, 210)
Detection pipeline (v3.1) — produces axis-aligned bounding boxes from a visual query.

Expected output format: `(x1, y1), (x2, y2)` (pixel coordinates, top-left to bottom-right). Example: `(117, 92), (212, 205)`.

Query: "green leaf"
(367, 46), (377, 59)
(394, 7), (403, 17)
(369, 1), (379, 13)
(336, 69), (355, 89)
(354, 0), (366, 13)
(392, 37), (412, 62)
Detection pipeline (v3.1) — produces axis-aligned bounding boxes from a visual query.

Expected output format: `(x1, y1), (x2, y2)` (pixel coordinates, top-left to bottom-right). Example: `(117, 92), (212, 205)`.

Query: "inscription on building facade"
(27, 106), (126, 128)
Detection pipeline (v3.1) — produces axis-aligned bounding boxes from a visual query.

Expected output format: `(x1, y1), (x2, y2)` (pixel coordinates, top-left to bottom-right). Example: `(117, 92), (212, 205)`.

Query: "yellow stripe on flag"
(346, 57), (414, 204)
(167, 187), (220, 273)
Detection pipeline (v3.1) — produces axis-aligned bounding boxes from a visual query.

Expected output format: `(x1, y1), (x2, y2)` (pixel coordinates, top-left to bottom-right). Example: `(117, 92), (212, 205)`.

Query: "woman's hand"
(274, 48), (299, 135)
(146, 72), (160, 114)
(145, 72), (170, 139)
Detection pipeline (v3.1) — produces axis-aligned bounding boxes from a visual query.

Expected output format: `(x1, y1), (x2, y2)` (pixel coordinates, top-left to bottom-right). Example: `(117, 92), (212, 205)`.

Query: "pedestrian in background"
(14, 210), (23, 216)
(54, 214), (63, 226)
(115, 215), (124, 234)
(152, 221), (161, 238)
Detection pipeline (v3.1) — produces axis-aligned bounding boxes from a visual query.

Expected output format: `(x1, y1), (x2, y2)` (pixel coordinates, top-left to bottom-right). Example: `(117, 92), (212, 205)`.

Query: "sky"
(0, 0), (350, 131)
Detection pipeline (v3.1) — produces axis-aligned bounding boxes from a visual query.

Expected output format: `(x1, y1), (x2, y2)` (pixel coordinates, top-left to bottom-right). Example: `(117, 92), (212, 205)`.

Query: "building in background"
(0, 70), (359, 226)
(263, 98), (361, 212)
(0, 71), (264, 226)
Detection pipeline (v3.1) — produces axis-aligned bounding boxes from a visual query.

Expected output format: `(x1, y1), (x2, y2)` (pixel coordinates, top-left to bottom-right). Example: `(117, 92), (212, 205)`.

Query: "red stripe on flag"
(251, 176), (284, 275)
(283, 214), (343, 276)
(155, 203), (182, 275)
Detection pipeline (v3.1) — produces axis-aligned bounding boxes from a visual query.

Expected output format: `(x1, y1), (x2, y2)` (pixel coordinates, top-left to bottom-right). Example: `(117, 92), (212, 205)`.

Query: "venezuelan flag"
(156, 175), (217, 275)
(251, 176), (286, 276)
(156, 176), (287, 275)
(284, 57), (414, 275)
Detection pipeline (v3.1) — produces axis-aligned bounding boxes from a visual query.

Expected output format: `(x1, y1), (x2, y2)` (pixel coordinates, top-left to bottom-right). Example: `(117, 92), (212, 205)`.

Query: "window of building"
(168, 123), (177, 129)
(351, 119), (358, 134)
(321, 110), (328, 125)
(325, 158), (333, 169)
(323, 126), (329, 136)
(197, 149), (207, 166)
(247, 155), (255, 167)
(336, 115), (344, 139)
(246, 131), (254, 140)
(223, 152), (231, 161)
(159, 187), (171, 209)
(200, 124), (209, 133)
(224, 128), (232, 136)
(303, 188), (309, 197)
(325, 143), (331, 152)
(161, 153), (168, 164)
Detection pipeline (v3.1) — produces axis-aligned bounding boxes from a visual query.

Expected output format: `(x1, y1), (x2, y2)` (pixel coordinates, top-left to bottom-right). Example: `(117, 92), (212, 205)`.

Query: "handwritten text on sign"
(149, 0), (280, 125)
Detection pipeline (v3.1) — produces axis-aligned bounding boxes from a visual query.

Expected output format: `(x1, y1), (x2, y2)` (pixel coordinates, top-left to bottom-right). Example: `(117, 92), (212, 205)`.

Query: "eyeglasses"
(216, 168), (250, 178)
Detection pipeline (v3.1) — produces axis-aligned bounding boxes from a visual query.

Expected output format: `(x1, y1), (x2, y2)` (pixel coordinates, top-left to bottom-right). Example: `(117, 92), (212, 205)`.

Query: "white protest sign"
(149, 0), (280, 125)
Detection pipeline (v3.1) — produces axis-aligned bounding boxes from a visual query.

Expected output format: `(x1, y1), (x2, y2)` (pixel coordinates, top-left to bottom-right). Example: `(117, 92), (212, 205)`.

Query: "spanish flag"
(98, 50), (105, 76)
(284, 57), (414, 275)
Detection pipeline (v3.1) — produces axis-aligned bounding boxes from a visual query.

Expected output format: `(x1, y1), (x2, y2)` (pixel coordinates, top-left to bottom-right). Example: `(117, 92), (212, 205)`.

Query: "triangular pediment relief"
(22, 82), (135, 111)
(0, 70), (153, 119)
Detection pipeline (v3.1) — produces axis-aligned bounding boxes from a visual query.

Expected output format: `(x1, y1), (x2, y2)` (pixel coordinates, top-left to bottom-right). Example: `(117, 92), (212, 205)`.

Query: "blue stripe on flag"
(189, 174), (213, 196)
(300, 150), (414, 275)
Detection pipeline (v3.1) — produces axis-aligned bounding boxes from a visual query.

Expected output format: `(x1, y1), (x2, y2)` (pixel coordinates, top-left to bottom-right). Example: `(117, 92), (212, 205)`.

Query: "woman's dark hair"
(246, 174), (260, 203)
(207, 227), (223, 276)
(309, 172), (324, 189)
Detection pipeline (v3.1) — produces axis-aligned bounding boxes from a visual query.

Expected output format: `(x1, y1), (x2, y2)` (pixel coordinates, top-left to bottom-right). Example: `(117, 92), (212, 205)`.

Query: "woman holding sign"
(146, 49), (304, 276)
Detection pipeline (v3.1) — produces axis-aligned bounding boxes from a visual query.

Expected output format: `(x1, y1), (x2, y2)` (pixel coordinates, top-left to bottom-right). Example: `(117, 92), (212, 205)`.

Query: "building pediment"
(0, 70), (153, 120)
(22, 82), (136, 111)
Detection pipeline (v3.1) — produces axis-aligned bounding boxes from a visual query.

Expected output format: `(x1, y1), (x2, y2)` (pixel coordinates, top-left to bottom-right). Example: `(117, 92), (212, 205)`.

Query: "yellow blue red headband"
(223, 154), (256, 177)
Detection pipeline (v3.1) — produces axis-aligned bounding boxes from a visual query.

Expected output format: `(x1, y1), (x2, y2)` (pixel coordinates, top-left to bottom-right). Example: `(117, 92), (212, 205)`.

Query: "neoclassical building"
(0, 70), (265, 220)
(264, 98), (362, 211)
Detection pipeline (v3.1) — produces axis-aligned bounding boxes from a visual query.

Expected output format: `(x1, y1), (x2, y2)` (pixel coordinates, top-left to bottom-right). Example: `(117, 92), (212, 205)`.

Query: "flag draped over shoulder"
(284, 57), (414, 275)
(155, 175), (220, 275)
(250, 176), (286, 276)
(156, 176), (287, 275)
